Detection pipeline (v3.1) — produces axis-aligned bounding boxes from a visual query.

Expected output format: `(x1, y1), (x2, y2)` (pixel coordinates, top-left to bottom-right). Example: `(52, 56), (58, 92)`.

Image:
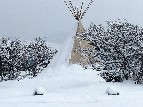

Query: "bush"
(100, 70), (123, 82)
(81, 20), (143, 84)
(0, 37), (57, 81)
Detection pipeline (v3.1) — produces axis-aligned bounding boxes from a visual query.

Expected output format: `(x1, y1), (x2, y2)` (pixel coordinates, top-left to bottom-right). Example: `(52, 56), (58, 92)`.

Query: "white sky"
(0, 0), (143, 43)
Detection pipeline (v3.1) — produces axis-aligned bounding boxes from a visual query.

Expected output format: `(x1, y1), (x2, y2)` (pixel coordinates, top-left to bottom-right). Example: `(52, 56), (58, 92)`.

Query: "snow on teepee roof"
(48, 24), (77, 67)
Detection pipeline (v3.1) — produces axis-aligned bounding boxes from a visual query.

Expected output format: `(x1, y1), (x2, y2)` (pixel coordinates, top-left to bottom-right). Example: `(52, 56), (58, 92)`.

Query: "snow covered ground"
(0, 64), (143, 107)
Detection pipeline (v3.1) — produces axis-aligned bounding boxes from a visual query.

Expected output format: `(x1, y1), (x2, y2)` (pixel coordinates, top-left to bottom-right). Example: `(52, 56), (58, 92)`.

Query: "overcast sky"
(0, 0), (143, 43)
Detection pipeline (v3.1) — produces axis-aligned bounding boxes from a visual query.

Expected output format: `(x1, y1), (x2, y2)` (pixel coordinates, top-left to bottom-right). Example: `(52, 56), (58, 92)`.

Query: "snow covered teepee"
(64, 0), (94, 67)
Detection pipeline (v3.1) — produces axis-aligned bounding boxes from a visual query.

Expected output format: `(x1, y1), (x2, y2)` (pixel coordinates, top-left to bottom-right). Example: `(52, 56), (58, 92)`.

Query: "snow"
(106, 85), (119, 95)
(49, 34), (74, 67)
(33, 87), (46, 95)
(0, 64), (143, 107)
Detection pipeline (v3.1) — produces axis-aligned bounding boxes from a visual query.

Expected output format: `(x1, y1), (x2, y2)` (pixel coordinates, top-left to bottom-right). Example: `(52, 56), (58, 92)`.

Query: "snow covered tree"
(0, 37), (57, 81)
(81, 20), (143, 83)
(25, 37), (57, 77)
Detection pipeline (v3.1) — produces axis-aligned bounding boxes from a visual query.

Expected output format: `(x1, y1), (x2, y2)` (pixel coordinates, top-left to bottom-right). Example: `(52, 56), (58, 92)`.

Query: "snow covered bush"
(23, 37), (57, 77)
(33, 87), (46, 95)
(106, 85), (119, 95)
(0, 37), (57, 81)
(81, 20), (143, 84)
(100, 70), (123, 82)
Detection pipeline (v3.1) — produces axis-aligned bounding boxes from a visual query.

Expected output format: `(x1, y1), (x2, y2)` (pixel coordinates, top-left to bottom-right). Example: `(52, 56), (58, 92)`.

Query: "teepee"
(64, 0), (93, 66)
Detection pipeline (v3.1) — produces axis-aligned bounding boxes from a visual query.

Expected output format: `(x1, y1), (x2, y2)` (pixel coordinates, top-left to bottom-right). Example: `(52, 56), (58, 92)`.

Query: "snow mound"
(106, 85), (119, 95)
(33, 87), (46, 95)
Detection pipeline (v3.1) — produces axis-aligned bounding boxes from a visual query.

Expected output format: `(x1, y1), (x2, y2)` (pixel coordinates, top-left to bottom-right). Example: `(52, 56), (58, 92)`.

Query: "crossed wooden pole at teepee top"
(64, 0), (93, 66)
(64, 0), (93, 21)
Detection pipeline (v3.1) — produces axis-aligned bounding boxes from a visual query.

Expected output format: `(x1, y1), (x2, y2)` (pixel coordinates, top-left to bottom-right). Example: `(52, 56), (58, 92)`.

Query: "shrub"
(0, 37), (57, 81)
(81, 20), (143, 83)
